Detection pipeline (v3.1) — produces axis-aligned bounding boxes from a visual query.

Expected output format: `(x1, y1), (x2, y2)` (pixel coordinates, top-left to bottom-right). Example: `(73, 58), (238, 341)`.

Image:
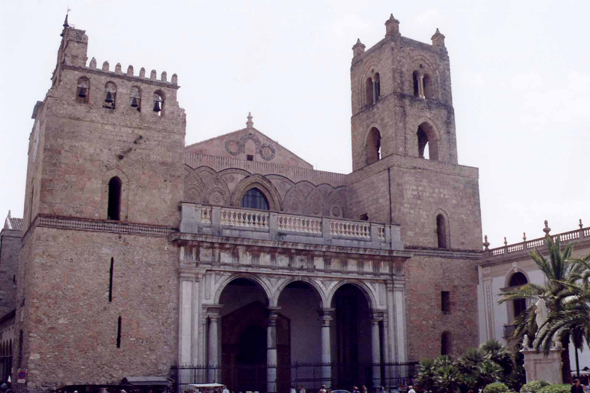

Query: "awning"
(122, 377), (173, 386)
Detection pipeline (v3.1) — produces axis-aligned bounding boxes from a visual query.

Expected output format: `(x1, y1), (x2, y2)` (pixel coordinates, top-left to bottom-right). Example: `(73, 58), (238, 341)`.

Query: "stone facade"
(4, 14), (482, 393)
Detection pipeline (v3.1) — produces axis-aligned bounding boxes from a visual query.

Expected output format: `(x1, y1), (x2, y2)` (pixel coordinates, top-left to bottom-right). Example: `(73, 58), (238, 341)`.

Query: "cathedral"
(0, 14), (483, 393)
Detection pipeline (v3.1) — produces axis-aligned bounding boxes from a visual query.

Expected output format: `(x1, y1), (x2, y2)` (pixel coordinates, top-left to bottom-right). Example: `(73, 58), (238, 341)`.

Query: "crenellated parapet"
(46, 23), (185, 131)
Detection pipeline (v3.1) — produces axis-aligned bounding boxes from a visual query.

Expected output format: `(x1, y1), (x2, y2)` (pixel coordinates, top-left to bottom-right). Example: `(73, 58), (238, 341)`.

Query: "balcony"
(179, 203), (404, 251)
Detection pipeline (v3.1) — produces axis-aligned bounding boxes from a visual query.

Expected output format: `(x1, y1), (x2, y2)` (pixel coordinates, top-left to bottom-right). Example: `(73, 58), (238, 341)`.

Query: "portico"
(174, 203), (412, 391)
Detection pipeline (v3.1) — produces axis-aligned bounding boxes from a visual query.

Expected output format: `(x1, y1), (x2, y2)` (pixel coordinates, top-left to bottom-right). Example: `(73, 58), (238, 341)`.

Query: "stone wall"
(405, 254), (479, 360)
(0, 229), (21, 316)
(16, 228), (179, 391)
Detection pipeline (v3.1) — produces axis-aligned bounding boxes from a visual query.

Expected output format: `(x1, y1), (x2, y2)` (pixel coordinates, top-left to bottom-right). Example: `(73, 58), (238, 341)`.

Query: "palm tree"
(535, 255), (590, 377)
(500, 237), (585, 383)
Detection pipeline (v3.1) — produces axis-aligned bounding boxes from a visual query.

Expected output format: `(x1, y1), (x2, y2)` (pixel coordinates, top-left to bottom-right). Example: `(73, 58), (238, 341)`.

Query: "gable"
(185, 127), (313, 169)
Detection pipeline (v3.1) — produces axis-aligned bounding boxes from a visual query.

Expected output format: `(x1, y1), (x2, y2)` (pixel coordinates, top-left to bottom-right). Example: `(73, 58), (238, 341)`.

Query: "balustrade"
(487, 225), (589, 258)
(277, 214), (321, 234)
(220, 208), (269, 229)
(330, 220), (371, 239)
(179, 203), (402, 251)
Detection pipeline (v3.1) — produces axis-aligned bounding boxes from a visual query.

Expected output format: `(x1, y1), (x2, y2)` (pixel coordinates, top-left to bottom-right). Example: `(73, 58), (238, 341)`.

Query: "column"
(393, 282), (407, 363)
(178, 276), (194, 385)
(320, 308), (334, 386)
(371, 315), (382, 387)
(418, 74), (425, 98)
(382, 317), (390, 387)
(208, 314), (220, 382)
(267, 308), (280, 393)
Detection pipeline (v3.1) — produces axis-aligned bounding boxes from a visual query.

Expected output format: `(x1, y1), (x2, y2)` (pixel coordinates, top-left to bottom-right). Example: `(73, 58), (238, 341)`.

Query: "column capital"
(319, 308), (334, 326)
(204, 304), (223, 319)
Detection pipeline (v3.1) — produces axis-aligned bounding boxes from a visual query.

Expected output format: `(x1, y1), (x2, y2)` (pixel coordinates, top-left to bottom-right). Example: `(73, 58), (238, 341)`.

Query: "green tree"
(500, 237), (588, 383)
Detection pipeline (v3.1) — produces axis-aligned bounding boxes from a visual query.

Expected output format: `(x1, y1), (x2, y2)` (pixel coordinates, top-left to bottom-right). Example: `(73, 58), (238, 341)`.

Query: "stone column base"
(521, 347), (563, 384)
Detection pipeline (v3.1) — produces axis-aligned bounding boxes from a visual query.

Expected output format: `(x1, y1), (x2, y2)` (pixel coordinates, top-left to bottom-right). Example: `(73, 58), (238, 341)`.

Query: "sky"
(0, 0), (588, 249)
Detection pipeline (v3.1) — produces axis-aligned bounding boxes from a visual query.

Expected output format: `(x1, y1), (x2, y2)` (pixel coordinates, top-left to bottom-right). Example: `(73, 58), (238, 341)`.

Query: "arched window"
(374, 73), (381, 102)
(417, 123), (439, 161)
(365, 77), (374, 106)
(103, 82), (117, 109)
(436, 214), (448, 249)
(509, 272), (528, 319)
(417, 126), (429, 159)
(130, 86), (141, 112)
(76, 77), (90, 103)
(153, 90), (165, 116)
(441, 331), (452, 356)
(241, 188), (269, 211)
(366, 127), (381, 165)
(107, 177), (122, 220)
(413, 71), (420, 97)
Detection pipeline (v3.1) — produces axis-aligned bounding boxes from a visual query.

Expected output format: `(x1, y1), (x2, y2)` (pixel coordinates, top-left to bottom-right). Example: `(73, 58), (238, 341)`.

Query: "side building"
(478, 221), (590, 380)
(9, 14), (482, 393)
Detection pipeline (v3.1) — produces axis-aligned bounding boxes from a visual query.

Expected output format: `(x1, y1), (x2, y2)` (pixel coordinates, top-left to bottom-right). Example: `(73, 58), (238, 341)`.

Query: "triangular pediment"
(185, 127), (313, 169)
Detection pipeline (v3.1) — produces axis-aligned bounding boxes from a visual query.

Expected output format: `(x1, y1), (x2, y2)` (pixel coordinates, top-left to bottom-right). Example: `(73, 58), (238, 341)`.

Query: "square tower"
(347, 15), (482, 360)
(350, 15), (456, 170)
(16, 19), (186, 390)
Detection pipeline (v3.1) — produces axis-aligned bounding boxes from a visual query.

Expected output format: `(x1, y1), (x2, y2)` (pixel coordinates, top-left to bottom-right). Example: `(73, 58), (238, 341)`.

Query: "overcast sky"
(0, 0), (588, 248)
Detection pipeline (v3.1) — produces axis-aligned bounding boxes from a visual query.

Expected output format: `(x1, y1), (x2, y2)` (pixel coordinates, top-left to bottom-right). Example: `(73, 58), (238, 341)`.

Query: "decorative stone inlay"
(223, 133), (276, 161)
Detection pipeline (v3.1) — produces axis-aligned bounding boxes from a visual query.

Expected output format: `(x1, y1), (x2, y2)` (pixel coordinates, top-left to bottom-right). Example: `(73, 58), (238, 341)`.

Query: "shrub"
(520, 381), (550, 393)
(483, 382), (510, 393)
(537, 384), (571, 393)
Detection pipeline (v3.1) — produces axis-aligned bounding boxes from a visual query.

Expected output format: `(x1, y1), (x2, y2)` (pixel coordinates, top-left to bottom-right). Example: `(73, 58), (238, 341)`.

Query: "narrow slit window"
(436, 214), (448, 249)
(441, 291), (451, 313)
(109, 257), (114, 302)
(107, 177), (122, 220)
(441, 331), (451, 355)
(116, 316), (122, 348)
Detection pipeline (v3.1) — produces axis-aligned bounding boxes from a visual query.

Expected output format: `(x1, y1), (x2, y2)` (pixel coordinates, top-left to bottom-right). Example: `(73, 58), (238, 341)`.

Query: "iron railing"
(170, 362), (418, 393)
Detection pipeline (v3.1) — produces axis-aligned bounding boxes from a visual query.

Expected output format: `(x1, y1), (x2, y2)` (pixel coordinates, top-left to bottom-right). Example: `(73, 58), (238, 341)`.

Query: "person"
(223, 386), (230, 393)
(352, 386), (360, 393)
(362, 386), (368, 393)
(319, 386), (327, 393)
(572, 379), (584, 393)
(290, 386), (296, 393)
(408, 386), (416, 393)
(299, 385), (306, 393)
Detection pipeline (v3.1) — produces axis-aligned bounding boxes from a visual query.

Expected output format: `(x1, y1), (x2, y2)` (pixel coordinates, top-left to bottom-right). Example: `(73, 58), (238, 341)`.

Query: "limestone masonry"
(0, 14), (483, 393)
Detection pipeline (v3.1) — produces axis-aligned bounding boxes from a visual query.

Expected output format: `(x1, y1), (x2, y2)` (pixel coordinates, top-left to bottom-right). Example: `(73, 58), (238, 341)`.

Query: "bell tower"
(350, 14), (457, 171)
(16, 18), (185, 390)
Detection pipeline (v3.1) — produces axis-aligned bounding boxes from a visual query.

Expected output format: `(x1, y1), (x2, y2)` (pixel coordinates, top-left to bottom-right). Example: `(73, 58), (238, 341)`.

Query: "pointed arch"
(365, 127), (382, 165)
(434, 209), (451, 249)
(231, 175), (281, 211)
(415, 119), (440, 161)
